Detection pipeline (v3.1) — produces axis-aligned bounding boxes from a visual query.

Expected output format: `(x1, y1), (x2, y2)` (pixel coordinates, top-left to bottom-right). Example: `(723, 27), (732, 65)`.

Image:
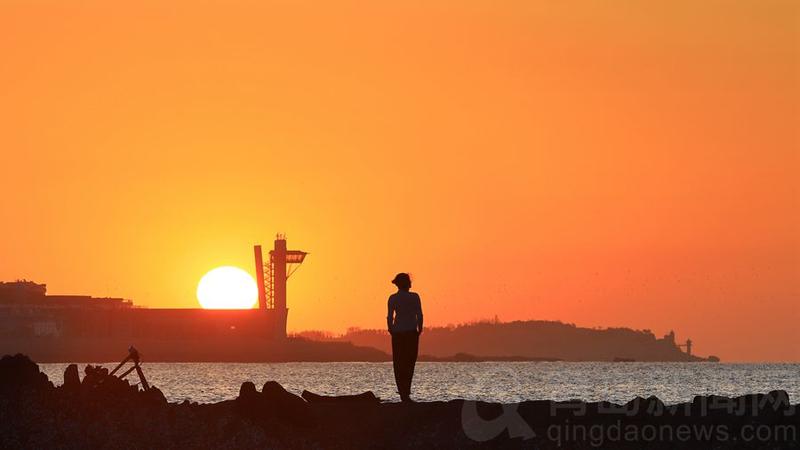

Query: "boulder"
(764, 390), (791, 411)
(235, 381), (313, 427)
(63, 364), (80, 391)
(301, 390), (380, 404)
(262, 381), (312, 426)
(142, 386), (168, 405)
(239, 381), (259, 401)
(0, 353), (52, 397)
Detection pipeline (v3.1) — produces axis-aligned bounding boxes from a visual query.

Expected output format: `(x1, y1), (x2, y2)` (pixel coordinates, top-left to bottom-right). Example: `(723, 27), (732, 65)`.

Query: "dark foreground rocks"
(1, 354), (799, 449)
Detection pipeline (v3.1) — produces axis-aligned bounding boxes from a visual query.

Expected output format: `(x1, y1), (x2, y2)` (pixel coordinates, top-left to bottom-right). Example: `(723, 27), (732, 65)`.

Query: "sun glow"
(197, 266), (258, 309)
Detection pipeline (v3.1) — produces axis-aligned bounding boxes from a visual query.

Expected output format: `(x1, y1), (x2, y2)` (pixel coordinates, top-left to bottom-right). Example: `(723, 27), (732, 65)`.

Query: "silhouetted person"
(387, 273), (423, 402)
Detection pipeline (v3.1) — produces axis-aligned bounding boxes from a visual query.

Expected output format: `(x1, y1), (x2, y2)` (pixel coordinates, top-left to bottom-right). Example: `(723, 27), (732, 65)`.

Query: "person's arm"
(416, 294), (424, 334)
(387, 297), (394, 334)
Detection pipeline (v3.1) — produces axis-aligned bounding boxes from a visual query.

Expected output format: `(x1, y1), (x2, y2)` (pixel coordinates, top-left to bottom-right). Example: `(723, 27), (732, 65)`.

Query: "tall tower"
(272, 237), (288, 312)
(254, 245), (267, 310)
(253, 234), (307, 338)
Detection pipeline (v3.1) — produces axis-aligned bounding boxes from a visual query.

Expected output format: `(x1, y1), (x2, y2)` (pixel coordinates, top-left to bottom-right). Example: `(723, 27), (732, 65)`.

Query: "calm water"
(39, 362), (799, 405)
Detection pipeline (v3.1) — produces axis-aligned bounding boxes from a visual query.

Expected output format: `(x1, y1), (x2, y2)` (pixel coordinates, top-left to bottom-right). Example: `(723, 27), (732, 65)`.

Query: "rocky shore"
(1, 354), (798, 449)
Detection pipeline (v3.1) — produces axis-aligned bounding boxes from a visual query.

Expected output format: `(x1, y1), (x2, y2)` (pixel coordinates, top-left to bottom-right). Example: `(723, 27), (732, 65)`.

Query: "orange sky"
(1, 1), (797, 361)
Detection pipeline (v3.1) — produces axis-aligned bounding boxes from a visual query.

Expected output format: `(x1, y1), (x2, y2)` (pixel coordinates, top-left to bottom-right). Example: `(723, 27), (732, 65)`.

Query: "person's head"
(391, 273), (411, 291)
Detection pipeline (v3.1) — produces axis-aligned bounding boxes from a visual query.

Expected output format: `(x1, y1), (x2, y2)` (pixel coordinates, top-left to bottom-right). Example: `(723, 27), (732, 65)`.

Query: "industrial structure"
(0, 234), (307, 360)
(253, 234), (308, 337)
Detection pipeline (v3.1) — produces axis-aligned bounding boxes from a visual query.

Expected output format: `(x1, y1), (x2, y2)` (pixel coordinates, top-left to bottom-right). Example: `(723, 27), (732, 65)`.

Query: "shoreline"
(3, 354), (799, 449)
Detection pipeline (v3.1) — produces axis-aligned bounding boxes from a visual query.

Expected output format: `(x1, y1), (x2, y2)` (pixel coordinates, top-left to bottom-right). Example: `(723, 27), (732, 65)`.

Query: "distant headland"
(298, 320), (720, 363)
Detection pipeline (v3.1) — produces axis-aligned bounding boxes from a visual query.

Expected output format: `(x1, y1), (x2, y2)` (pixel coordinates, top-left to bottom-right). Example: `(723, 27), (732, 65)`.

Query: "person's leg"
(405, 332), (419, 396)
(399, 332), (415, 400)
(396, 333), (408, 400)
(400, 332), (419, 399)
(391, 333), (403, 397)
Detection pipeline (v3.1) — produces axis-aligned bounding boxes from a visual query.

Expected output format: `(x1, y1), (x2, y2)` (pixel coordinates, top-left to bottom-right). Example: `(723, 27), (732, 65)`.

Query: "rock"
(642, 395), (665, 415)
(239, 381), (258, 401)
(63, 364), (80, 391)
(261, 380), (295, 400)
(760, 390), (792, 415)
(235, 381), (313, 427)
(301, 390), (380, 404)
(624, 396), (647, 414)
(142, 386), (167, 405)
(236, 381), (261, 415)
(262, 381), (310, 409)
(261, 381), (313, 427)
(0, 353), (52, 397)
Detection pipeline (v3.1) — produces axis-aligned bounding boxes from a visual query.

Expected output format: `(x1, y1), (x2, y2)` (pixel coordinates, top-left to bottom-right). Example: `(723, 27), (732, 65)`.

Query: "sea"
(39, 362), (800, 405)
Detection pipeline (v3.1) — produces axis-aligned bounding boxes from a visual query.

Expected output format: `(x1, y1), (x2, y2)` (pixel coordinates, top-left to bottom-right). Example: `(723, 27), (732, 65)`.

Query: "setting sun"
(196, 266), (258, 309)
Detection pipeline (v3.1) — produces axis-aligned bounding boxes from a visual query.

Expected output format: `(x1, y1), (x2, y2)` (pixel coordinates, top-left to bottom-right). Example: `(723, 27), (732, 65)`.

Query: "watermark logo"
(461, 364), (535, 441)
(459, 368), (798, 446)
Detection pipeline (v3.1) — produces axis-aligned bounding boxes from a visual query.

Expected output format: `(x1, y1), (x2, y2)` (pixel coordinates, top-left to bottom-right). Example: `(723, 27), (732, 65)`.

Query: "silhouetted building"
(0, 235), (307, 357)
